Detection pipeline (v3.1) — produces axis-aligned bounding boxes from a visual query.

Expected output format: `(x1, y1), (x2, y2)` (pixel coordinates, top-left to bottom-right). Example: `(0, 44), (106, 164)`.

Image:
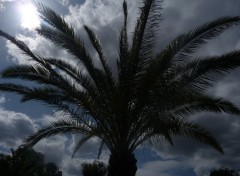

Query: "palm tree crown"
(0, 0), (240, 176)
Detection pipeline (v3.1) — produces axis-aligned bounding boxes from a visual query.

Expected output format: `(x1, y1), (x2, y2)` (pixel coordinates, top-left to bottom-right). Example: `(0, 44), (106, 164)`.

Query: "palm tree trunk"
(107, 151), (137, 176)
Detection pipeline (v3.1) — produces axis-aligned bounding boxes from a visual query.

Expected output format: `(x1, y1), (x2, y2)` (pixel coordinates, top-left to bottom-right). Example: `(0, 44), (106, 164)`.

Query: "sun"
(19, 2), (40, 30)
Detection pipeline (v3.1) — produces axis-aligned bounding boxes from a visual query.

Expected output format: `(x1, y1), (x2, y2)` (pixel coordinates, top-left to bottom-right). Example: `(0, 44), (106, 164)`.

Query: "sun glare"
(19, 2), (40, 30)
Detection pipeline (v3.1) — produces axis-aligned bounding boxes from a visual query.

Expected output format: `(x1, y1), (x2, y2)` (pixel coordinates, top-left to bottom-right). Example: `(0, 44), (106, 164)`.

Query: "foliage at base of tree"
(81, 161), (107, 176)
(210, 168), (240, 176)
(0, 147), (62, 176)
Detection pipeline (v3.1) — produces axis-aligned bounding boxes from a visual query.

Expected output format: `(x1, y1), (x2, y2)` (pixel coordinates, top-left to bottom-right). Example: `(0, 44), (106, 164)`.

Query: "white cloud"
(137, 159), (190, 176)
(0, 94), (5, 104)
(56, 0), (69, 6)
(65, 0), (125, 30)
(34, 136), (68, 163)
(61, 157), (83, 176)
(62, 0), (142, 71)
(64, 0), (141, 38)
(0, 108), (36, 149)
(0, 0), (15, 11)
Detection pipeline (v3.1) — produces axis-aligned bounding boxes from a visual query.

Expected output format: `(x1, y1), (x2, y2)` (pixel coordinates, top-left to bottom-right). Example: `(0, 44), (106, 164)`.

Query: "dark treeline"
(0, 147), (62, 176)
(209, 168), (240, 176)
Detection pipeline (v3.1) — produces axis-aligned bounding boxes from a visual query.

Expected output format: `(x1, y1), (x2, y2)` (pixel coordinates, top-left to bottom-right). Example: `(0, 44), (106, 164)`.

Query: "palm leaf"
(133, 117), (223, 153)
(0, 83), (31, 96)
(1, 64), (51, 84)
(174, 51), (240, 92)
(33, 1), (75, 37)
(118, 0), (128, 81)
(138, 17), (240, 96)
(137, 0), (163, 70)
(36, 25), (95, 72)
(130, 0), (155, 60)
(163, 16), (240, 65)
(0, 30), (43, 64)
(168, 97), (240, 117)
(33, 3), (112, 94)
(37, 25), (113, 107)
(84, 25), (114, 86)
(25, 118), (93, 147)
(168, 119), (224, 153)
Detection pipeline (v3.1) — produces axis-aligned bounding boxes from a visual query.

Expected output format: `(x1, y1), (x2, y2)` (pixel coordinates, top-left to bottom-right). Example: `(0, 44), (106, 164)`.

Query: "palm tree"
(0, 0), (240, 176)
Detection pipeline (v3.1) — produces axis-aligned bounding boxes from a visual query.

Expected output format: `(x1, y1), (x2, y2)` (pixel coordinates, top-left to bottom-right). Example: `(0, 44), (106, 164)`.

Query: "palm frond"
(36, 25), (94, 70)
(174, 51), (240, 92)
(138, 17), (240, 96)
(33, 1), (75, 37)
(0, 30), (43, 64)
(0, 83), (31, 96)
(147, 86), (240, 116)
(84, 25), (114, 86)
(33, 3), (113, 95)
(168, 97), (240, 117)
(118, 0), (156, 100)
(44, 58), (100, 96)
(33, 2), (107, 91)
(1, 63), (107, 111)
(163, 16), (240, 65)
(20, 86), (73, 103)
(25, 118), (94, 147)
(130, 0), (155, 60)
(0, 30), (74, 88)
(37, 25), (113, 104)
(167, 119), (224, 153)
(118, 0), (128, 81)
(1, 64), (51, 84)
(137, 0), (163, 70)
(125, 0), (158, 92)
(133, 117), (223, 153)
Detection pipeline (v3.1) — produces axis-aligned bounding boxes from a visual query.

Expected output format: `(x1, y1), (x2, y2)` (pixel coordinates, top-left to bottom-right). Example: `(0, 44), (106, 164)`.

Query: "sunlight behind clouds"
(19, 1), (40, 30)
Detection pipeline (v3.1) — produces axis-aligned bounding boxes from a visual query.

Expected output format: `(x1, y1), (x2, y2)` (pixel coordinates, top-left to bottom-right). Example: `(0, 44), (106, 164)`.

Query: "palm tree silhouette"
(0, 0), (240, 176)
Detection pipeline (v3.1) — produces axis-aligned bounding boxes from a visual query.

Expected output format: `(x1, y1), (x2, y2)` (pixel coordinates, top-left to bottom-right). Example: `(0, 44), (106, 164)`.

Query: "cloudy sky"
(0, 0), (240, 176)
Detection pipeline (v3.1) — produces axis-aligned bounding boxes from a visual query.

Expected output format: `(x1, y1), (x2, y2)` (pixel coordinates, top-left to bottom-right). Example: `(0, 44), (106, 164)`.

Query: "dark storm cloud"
(158, 0), (240, 48)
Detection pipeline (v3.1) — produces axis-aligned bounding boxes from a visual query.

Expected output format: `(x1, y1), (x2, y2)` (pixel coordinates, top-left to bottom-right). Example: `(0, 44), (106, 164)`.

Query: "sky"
(0, 0), (240, 176)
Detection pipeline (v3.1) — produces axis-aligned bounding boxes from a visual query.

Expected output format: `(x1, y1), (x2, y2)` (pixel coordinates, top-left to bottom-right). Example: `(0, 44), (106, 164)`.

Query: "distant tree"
(0, 153), (12, 175)
(44, 162), (63, 176)
(45, 162), (60, 176)
(210, 168), (240, 176)
(0, 147), (62, 176)
(81, 161), (107, 176)
(0, 147), (45, 176)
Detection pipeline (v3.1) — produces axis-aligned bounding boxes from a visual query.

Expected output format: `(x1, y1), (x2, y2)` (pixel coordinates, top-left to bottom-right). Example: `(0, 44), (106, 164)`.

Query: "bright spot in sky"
(19, 2), (40, 30)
